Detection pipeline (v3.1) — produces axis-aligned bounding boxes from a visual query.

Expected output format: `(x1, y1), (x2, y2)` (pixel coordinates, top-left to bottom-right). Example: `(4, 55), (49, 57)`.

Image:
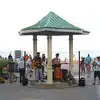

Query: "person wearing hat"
(93, 56), (100, 85)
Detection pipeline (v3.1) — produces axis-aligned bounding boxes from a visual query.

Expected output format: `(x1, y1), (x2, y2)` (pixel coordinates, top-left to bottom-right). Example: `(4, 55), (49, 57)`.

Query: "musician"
(41, 54), (46, 74)
(52, 53), (62, 82)
(33, 52), (44, 82)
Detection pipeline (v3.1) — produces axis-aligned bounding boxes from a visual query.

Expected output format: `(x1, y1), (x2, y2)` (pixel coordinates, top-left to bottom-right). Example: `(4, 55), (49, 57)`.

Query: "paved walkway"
(0, 70), (100, 100)
(0, 83), (100, 100)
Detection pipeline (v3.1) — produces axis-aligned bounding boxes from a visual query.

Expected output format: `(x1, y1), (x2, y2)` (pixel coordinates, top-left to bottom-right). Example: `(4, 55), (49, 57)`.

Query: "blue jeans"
(35, 68), (43, 81)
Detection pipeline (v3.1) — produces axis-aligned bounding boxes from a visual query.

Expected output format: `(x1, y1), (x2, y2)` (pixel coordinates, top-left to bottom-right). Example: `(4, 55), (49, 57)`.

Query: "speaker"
(22, 78), (28, 86)
(79, 77), (85, 86)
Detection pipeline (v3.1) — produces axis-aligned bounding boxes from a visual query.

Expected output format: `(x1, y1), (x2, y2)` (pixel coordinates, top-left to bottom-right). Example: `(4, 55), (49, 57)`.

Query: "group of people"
(80, 54), (100, 85)
(18, 52), (47, 83)
(80, 54), (92, 74)
(18, 52), (68, 83)
(4, 52), (100, 85)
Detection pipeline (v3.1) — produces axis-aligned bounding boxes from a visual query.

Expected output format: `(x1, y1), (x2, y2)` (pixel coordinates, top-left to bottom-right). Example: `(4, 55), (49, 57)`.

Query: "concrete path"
(0, 82), (100, 100)
(1, 68), (98, 100)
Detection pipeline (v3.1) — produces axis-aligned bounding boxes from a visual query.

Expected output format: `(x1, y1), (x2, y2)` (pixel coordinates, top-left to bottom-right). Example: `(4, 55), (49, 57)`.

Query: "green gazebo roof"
(19, 12), (90, 35)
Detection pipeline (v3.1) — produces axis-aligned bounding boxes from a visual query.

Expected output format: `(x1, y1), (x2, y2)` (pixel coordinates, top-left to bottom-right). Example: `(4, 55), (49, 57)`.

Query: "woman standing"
(80, 57), (85, 76)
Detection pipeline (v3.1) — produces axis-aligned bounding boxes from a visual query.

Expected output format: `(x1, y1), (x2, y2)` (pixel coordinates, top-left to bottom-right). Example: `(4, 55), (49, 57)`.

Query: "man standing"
(41, 54), (46, 74)
(93, 57), (100, 85)
(8, 54), (13, 61)
(52, 53), (62, 82)
(86, 54), (92, 73)
(8, 61), (15, 83)
(33, 52), (44, 82)
(17, 58), (24, 84)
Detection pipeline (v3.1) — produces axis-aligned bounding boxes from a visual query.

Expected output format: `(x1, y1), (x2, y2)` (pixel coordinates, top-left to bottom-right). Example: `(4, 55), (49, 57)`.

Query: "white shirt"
(17, 60), (24, 69)
(93, 61), (100, 71)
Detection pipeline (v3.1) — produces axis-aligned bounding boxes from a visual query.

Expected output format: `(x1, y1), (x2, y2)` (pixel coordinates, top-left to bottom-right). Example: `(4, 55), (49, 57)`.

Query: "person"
(17, 58), (24, 84)
(92, 58), (97, 71)
(25, 54), (29, 61)
(8, 61), (15, 83)
(93, 57), (100, 85)
(80, 57), (85, 76)
(29, 55), (32, 61)
(86, 54), (92, 73)
(41, 54), (46, 74)
(42, 54), (46, 62)
(52, 53), (62, 82)
(26, 58), (31, 74)
(8, 54), (13, 61)
(33, 52), (44, 82)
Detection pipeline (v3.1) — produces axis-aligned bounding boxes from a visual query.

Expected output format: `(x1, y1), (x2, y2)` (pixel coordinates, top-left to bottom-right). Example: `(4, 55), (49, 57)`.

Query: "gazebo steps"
(28, 82), (78, 89)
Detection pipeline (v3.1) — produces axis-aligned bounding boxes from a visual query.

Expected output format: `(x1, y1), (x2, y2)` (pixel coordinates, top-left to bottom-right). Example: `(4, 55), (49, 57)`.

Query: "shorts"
(94, 71), (100, 79)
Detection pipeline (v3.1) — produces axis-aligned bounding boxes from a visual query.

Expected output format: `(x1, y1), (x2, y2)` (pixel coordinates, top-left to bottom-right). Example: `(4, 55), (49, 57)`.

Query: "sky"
(0, 0), (100, 57)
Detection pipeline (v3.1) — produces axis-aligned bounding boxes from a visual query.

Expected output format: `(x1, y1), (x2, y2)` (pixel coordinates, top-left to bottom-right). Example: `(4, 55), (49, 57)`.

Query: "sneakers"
(41, 80), (45, 82)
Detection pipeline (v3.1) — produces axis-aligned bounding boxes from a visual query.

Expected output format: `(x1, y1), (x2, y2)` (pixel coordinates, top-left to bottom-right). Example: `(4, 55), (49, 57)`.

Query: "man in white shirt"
(17, 58), (24, 84)
(93, 56), (100, 85)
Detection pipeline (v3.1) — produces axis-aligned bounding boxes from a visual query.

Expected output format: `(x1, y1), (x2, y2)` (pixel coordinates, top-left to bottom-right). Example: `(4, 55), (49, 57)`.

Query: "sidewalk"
(0, 83), (99, 100)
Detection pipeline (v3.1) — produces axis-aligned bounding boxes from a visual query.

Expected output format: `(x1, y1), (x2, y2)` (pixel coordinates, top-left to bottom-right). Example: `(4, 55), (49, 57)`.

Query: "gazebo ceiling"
(19, 11), (90, 36)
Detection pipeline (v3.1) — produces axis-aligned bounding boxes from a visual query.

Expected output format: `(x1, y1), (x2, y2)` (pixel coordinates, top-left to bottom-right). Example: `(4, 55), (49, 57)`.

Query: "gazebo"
(19, 11), (90, 84)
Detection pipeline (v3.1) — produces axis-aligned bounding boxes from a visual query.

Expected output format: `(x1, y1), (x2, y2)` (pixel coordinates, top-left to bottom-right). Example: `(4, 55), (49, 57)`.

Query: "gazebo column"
(69, 35), (73, 72)
(47, 36), (53, 84)
(33, 35), (37, 57)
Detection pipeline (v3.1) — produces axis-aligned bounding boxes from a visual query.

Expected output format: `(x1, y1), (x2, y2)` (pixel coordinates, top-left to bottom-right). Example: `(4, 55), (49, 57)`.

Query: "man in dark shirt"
(41, 54), (46, 74)
(33, 52), (44, 82)
(8, 54), (13, 61)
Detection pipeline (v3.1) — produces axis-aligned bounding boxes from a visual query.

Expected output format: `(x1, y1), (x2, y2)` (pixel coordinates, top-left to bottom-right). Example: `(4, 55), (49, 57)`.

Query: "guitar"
(31, 61), (41, 71)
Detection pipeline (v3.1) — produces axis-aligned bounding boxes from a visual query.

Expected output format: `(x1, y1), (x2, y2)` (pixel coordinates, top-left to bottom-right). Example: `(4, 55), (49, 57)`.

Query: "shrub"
(0, 60), (9, 68)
